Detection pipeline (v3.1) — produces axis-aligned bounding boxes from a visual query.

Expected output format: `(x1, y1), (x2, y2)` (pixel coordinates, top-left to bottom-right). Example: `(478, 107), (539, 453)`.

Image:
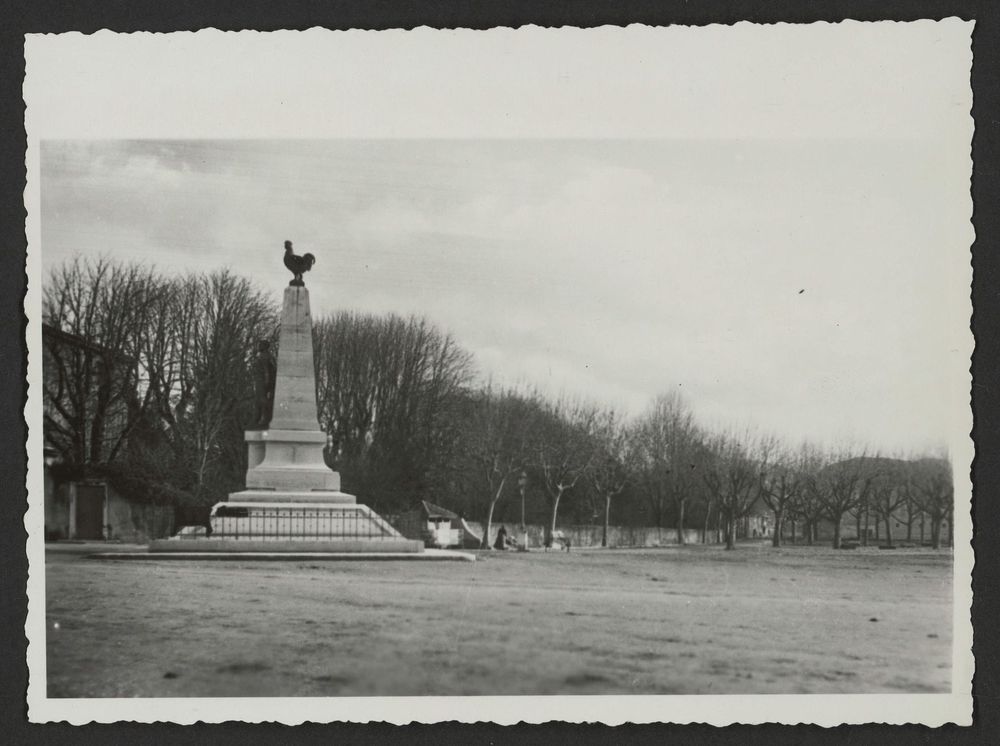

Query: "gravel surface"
(43, 542), (953, 697)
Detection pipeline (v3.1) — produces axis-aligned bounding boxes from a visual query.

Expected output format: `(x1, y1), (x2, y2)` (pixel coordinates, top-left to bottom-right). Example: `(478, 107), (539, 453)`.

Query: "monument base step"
(96, 547), (474, 561)
(148, 538), (425, 554)
(227, 490), (356, 504)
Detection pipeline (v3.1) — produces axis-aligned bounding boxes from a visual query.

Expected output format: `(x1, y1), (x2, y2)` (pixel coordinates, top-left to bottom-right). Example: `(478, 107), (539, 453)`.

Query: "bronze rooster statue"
(283, 240), (316, 286)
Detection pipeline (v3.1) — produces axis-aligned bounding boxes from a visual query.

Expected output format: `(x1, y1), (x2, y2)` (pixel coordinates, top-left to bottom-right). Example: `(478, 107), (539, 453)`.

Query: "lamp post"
(518, 470), (528, 551)
(759, 470), (770, 541)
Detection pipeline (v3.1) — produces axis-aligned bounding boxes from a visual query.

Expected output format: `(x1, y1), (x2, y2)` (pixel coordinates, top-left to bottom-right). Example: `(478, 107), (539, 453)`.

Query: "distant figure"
(494, 525), (508, 551)
(283, 240), (316, 287)
(252, 340), (277, 428)
(563, 537), (572, 552)
(544, 531), (553, 552)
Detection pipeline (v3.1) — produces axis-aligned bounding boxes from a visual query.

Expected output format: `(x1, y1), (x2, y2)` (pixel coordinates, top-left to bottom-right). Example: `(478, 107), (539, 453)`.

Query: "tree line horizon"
(41, 256), (955, 550)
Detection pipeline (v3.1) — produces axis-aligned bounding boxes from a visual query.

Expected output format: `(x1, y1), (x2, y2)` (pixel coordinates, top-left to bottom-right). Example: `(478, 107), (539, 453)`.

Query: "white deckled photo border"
(23, 23), (975, 725)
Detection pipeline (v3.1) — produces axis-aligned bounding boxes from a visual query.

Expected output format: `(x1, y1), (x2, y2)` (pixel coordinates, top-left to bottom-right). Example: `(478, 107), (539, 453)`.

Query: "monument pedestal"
(244, 429), (341, 491)
(150, 283), (423, 555)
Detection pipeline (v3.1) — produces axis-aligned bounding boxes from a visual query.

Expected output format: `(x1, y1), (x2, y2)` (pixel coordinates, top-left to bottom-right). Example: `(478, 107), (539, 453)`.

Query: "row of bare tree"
(450, 389), (954, 551)
(43, 258), (276, 504)
(42, 258), (954, 550)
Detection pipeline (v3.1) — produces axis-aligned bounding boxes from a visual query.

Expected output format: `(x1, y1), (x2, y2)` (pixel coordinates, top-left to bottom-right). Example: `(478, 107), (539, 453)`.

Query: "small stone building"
(391, 500), (465, 548)
(44, 467), (174, 543)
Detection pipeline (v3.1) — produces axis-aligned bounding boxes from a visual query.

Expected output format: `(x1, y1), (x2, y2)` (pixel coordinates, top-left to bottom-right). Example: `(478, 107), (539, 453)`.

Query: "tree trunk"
(676, 499), (686, 545)
(772, 509), (783, 548)
(884, 514), (893, 548)
(874, 514), (880, 541)
(702, 504), (710, 544)
(548, 489), (563, 542)
(832, 518), (842, 549)
(482, 499), (498, 550)
(601, 495), (611, 548)
(931, 516), (942, 550)
(805, 519), (814, 546)
(790, 519), (796, 544)
(862, 509), (869, 546)
(920, 512), (926, 544)
(725, 514), (736, 550)
(855, 512), (862, 543)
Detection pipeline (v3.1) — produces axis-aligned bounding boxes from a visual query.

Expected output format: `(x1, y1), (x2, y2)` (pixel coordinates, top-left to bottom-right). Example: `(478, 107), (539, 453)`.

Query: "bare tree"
(533, 397), (598, 545)
(867, 458), (909, 548)
(588, 408), (638, 548)
(313, 311), (473, 512)
(900, 481), (922, 543)
(813, 447), (876, 549)
(759, 441), (809, 548)
(185, 272), (276, 499)
(787, 444), (826, 544)
(43, 257), (165, 468)
(910, 456), (953, 549)
(701, 429), (770, 550)
(136, 271), (277, 502)
(138, 274), (202, 433)
(633, 392), (703, 544)
(43, 258), (279, 507)
(458, 387), (536, 548)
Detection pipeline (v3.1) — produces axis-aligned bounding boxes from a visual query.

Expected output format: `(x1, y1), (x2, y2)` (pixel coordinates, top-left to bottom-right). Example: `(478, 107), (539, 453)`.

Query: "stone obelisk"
(242, 285), (345, 498)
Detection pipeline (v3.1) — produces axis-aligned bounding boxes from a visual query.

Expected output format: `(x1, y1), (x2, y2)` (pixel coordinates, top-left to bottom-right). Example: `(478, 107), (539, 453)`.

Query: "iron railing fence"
(209, 506), (397, 541)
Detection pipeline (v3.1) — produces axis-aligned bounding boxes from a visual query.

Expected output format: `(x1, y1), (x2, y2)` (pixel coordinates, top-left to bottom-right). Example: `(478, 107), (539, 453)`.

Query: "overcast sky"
(30, 23), (973, 455)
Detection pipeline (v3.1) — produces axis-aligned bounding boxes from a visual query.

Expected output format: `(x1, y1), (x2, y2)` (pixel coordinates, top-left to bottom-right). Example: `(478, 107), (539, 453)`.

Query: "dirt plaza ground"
(43, 543), (952, 697)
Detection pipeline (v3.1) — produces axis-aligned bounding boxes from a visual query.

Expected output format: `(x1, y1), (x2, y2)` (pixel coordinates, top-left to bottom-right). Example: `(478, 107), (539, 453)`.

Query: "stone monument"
(150, 241), (423, 555)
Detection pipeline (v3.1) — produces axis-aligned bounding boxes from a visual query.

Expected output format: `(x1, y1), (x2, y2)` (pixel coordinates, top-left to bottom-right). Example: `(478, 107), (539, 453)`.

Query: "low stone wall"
(556, 525), (708, 548)
(468, 522), (714, 549)
(45, 481), (71, 540)
(45, 479), (176, 542)
(106, 490), (174, 543)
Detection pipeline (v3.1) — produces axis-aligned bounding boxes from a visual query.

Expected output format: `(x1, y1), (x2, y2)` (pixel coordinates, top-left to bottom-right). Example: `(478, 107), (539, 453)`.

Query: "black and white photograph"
(23, 23), (974, 725)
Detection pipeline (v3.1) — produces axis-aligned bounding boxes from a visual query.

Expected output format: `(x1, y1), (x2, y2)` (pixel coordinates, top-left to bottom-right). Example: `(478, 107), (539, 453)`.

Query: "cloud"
(39, 139), (967, 452)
